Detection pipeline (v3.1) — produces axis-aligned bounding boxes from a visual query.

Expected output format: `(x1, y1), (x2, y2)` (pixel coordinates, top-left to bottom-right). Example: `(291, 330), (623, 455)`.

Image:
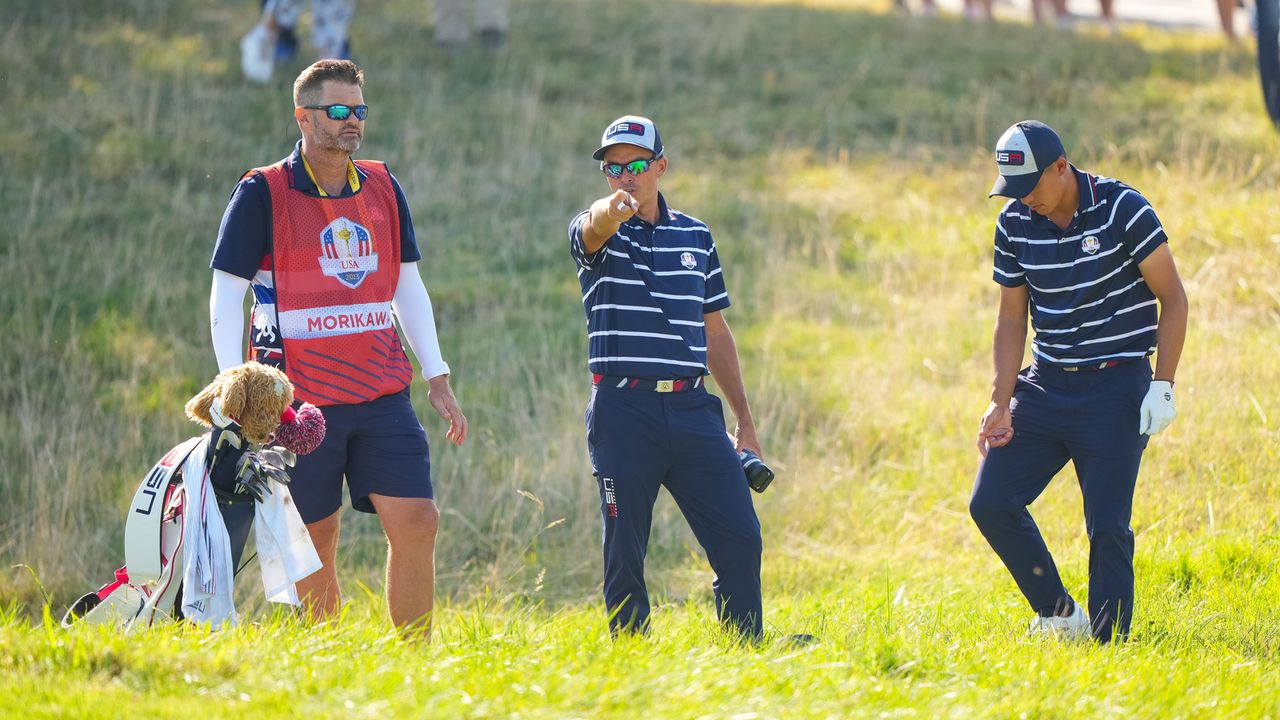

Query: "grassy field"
(3, 0), (1280, 716)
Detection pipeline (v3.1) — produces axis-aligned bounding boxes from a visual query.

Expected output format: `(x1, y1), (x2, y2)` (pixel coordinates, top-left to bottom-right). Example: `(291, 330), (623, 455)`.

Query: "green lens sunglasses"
(601, 154), (662, 178)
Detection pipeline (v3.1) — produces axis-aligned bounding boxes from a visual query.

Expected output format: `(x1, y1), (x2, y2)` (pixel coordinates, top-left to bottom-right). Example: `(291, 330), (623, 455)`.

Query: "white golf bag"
(62, 437), (203, 629)
(62, 373), (325, 630)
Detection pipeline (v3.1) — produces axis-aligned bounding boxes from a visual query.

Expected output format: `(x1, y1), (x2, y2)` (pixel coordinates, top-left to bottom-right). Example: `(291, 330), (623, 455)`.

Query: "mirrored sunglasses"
(601, 155), (661, 178)
(302, 104), (369, 121)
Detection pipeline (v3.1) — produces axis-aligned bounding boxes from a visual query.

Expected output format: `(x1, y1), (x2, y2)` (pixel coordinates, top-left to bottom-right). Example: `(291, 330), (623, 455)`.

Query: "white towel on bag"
(180, 442), (236, 628)
(179, 440), (321, 626)
(254, 482), (322, 603)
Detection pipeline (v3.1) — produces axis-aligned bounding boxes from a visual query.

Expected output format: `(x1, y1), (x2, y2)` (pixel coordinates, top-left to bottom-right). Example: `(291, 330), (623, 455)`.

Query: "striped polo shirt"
(993, 167), (1168, 367)
(568, 192), (730, 378)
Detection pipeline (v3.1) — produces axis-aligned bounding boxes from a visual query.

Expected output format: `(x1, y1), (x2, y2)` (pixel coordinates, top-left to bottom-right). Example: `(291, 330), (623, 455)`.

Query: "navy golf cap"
(988, 120), (1066, 199)
(593, 115), (664, 161)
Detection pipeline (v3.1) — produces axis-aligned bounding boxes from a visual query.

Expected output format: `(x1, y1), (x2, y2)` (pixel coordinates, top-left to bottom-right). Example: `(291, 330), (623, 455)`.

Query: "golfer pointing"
(969, 121), (1188, 643)
(568, 115), (766, 640)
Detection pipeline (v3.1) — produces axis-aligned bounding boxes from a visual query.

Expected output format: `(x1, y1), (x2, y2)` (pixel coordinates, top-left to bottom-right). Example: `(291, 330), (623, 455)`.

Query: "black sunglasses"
(302, 104), (369, 121)
(601, 154), (662, 178)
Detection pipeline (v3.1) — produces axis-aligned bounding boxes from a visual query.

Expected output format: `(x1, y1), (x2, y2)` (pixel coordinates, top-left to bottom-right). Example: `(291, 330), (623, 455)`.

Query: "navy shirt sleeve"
(703, 232), (731, 314)
(992, 210), (1027, 288)
(211, 173), (271, 279)
(388, 170), (420, 262)
(569, 210), (608, 270)
(1116, 188), (1167, 264)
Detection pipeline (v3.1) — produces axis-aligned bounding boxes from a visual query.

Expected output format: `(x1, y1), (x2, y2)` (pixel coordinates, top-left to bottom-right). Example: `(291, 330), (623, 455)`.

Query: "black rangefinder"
(739, 449), (775, 493)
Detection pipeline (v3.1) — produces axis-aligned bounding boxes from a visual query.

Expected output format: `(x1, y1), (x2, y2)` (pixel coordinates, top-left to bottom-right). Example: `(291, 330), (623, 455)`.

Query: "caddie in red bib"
(254, 157), (411, 406)
(207, 60), (469, 639)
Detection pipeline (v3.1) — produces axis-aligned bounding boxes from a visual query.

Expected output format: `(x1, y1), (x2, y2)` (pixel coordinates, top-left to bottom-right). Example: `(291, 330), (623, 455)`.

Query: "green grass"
(4, 583), (1280, 719)
(3, 0), (1280, 716)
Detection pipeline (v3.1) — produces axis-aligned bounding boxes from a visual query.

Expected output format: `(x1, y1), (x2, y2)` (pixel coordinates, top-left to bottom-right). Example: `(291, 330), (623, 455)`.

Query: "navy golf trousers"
(584, 380), (763, 639)
(970, 359), (1152, 643)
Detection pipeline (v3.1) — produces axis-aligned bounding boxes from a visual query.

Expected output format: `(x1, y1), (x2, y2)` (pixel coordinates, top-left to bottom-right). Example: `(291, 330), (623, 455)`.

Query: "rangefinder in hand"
(739, 449), (775, 494)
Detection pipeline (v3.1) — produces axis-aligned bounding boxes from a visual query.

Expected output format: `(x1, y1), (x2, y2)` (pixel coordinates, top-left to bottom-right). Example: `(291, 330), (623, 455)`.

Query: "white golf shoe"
(240, 25), (276, 84)
(1028, 602), (1090, 641)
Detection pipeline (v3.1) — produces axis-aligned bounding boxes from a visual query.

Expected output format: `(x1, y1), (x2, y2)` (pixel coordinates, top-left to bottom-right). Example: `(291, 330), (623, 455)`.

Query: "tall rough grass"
(2, 0), (1279, 677)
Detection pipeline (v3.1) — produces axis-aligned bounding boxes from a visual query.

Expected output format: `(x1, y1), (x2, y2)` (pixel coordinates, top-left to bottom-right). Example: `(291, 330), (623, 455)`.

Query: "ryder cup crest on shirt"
(317, 217), (378, 289)
(1081, 235), (1101, 255)
(680, 251), (697, 269)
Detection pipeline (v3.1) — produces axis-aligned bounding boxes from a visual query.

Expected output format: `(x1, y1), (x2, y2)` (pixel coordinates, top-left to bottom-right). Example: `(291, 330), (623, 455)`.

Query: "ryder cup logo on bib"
(318, 217), (378, 289)
(680, 252), (697, 270)
(1081, 235), (1100, 255)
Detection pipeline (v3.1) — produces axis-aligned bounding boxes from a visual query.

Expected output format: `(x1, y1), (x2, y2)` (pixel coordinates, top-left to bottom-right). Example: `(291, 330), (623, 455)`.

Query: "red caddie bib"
(252, 159), (413, 406)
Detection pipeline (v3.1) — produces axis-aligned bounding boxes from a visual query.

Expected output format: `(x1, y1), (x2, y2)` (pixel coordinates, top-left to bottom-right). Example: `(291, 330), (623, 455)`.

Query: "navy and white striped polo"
(993, 167), (1168, 367)
(568, 192), (730, 379)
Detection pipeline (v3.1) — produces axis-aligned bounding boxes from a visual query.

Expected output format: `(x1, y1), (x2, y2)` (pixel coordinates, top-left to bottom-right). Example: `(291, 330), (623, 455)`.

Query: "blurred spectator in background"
(1216, 0), (1242, 40)
(894, 0), (994, 20)
(1257, 0), (1280, 127)
(241, 0), (355, 84)
(1031, 0), (1057, 23)
(1216, 0), (1280, 128)
(433, 0), (509, 50)
(965, 0), (995, 21)
(1033, 0), (1115, 28)
(894, 0), (938, 16)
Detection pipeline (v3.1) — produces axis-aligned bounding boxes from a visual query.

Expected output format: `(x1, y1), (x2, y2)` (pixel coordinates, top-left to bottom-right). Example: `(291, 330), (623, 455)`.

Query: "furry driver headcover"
(185, 362), (294, 445)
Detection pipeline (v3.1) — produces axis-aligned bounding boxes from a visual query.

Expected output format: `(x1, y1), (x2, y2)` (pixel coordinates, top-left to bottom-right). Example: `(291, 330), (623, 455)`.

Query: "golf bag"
(61, 432), (265, 629)
(62, 389), (325, 630)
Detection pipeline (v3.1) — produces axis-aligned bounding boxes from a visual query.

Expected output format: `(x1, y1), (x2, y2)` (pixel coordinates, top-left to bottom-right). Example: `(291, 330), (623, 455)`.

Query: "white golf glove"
(1139, 380), (1176, 436)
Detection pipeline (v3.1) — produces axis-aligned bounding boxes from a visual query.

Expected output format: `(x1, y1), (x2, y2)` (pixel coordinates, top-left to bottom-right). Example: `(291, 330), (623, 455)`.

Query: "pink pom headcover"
(272, 403), (326, 455)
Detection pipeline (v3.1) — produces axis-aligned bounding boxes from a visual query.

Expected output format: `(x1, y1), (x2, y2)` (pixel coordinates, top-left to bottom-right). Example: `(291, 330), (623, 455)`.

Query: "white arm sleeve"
(392, 262), (451, 381)
(211, 269), (252, 372)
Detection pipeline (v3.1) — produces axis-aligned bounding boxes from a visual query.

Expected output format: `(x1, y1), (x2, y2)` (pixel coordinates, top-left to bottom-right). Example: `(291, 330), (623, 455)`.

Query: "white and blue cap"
(593, 115), (664, 161)
(988, 120), (1066, 199)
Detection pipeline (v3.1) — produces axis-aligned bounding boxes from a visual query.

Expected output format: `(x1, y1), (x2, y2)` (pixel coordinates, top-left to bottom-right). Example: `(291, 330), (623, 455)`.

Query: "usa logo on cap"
(994, 126), (1037, 176)
(607, 121), (647, 139)
(594, 115), (664, 160)
(988, 120), (1065, 199)
(995, 150), (1026, 166)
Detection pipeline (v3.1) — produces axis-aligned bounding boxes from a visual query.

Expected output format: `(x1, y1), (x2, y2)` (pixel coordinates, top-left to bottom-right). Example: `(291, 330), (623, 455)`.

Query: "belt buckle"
(1062, 366), (1079, 373)
(655, 380), (674, 393)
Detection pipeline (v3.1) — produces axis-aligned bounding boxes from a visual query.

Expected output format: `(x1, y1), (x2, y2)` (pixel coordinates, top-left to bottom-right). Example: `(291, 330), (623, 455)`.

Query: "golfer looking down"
(970, 120), (1188, 643)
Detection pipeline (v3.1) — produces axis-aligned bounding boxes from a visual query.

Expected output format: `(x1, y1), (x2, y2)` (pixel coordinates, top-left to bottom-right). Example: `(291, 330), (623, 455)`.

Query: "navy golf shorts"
(288, 387), (433, 524)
